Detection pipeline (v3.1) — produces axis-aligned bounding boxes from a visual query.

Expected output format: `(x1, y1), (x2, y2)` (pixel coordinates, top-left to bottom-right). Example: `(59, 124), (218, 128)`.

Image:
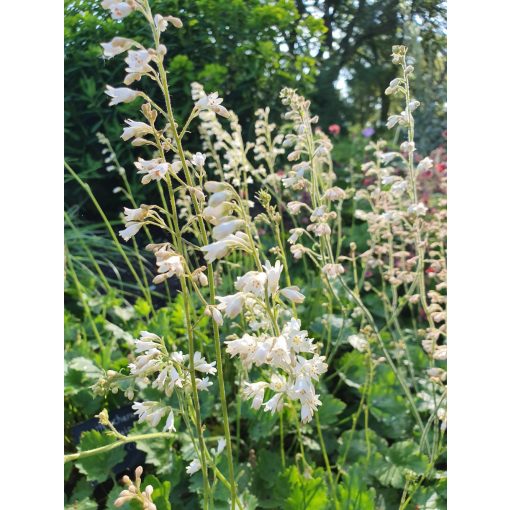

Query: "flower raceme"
(227, 319), (328, 423)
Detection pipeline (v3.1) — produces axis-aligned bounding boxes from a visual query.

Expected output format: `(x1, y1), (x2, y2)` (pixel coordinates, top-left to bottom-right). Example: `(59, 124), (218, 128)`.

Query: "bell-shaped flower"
(201, 232), (250, 263)
(105, 85), (140, 106)
(212, 218), (245, 241)
(235, 271), (267, 297)
(242, 381), (268, 410)
(193, 352), (217, 375)
(195, 92), (229, 118)
(186, 458), (201, 476)
(101, 37), (134, 59)
(216, 292), (246, 319)
(121, 119), (152, 141)
(280, 286), (305, 304)
(263, 260), (283, 295)
(101, 0), (134, 20)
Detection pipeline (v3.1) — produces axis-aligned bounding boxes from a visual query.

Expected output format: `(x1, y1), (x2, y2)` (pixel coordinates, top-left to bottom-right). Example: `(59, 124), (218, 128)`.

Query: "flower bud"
(404, 65), (414, 76)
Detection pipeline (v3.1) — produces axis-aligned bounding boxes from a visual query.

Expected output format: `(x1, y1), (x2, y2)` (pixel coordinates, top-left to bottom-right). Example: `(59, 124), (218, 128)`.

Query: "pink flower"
(328, 124), (341, 136)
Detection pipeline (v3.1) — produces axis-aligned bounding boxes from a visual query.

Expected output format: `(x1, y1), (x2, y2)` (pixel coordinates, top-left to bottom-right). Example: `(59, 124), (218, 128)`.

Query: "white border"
(1, 0), (63, 503)
(2, 0), (510, 506)
(449, 0), (510, 507)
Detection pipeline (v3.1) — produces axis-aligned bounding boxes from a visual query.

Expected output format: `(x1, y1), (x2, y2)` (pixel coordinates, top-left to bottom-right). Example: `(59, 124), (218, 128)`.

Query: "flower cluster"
(95, 331), (216, 433)
(114, 466), (156, 510)
(227, 317), (327, 423)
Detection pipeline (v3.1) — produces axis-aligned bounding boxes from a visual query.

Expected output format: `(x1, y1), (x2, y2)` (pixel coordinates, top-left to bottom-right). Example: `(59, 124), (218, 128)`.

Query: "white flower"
(122, 206), (151, 223)
(156, 253), (185, 280)
(225, 334), (257, 357)
(263, 393), (285, 414)
(154, 14), (183, 32)
(193, 352), (217, 375)
(280, 286), (305, 303)
(132, 401), (165, 427)
(287, 201), (307, 215)
(300, 392), (322, 423)
(307, 223), (331, 237)
(263, 260), (283, 295)
(269, 373), (287, 393)
(163, 409), (175, 432)
(400, 141), (415, 153)
(196, 92), (229, 118)
(201, 232), (250, 263)
(288, 228), (304, 245)
(124, 49), (153, 74)
(282, 318), (315, 354)
(296, 355), (328, 381)
(408, 202), (428, 216)
(100, 37), (134, 59)
(242, 381), (268, 410)
(381, 176), (399, 185)
(417, 157), (434, 172)
(134, 158), (170, 184)
(322, 263), (345, 278)
(134, 331), (161, 353)
(217, 292), (246, 319)
(215, 437), (226, 455)
(268, 335), (292, 368)
(348, 334), (369, 352)
(119, 205), (153, 241)
(310, 206), (327, 222)
(380, 152), (400, 164)
(205, 305), (223, 326)
(196, 377), (213, 391)
(152, 365), (183, 396)
(408, 99), (421, 111)
(204, 181), (229, 193)
(235, 271), (267, 297)
(191, 152), (206, 167)
(391, 180), (408, 196)
(119, 222), (143, 241)
(186, 459), (201, 476)
(203, 202), (233, 224)
(207, 190), (233, 208)
(290, 244), (306, 259)
(386, 115), (401, 129)
(212, 219), (245, 241)
(323, 187), (346, 201)
(129, 348), (161, 376)
(121, 119), (152, 141)
(105, 85), (140, 106)
(101, 0), (134, 20)
(252, 339), (272, 366)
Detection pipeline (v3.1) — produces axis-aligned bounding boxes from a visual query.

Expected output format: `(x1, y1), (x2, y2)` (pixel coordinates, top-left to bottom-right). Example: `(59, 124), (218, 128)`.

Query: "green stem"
(64, 431), (172, 463)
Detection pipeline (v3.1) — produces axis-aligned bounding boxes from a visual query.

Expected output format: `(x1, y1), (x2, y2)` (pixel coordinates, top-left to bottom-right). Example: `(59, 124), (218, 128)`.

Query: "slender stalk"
(65, 245), (108, 366)
(315, 413), (339, 510)
(64, 162), (154, 311)
(64, 431), (172, 463)
(140, 4), (238, 506)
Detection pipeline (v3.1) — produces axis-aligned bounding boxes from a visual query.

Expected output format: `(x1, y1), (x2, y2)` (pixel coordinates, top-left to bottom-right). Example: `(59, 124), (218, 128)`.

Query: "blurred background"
(65, 0), (446, 217)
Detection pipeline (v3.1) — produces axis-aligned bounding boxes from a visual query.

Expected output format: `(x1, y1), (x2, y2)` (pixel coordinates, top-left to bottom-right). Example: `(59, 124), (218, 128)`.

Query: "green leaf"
(254, 449), (282, 486)
(337, 466), (377, 510)
(282, 466), (330, 510)
(134, 298), (151, 317)
(67, 477), (94, 505)
(64, 497), (97, 510)
(318, 394), (347, 426)
(373, 440), (428, 489)
(337, 429), (388, 465)
(75, 430), (126, 483)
